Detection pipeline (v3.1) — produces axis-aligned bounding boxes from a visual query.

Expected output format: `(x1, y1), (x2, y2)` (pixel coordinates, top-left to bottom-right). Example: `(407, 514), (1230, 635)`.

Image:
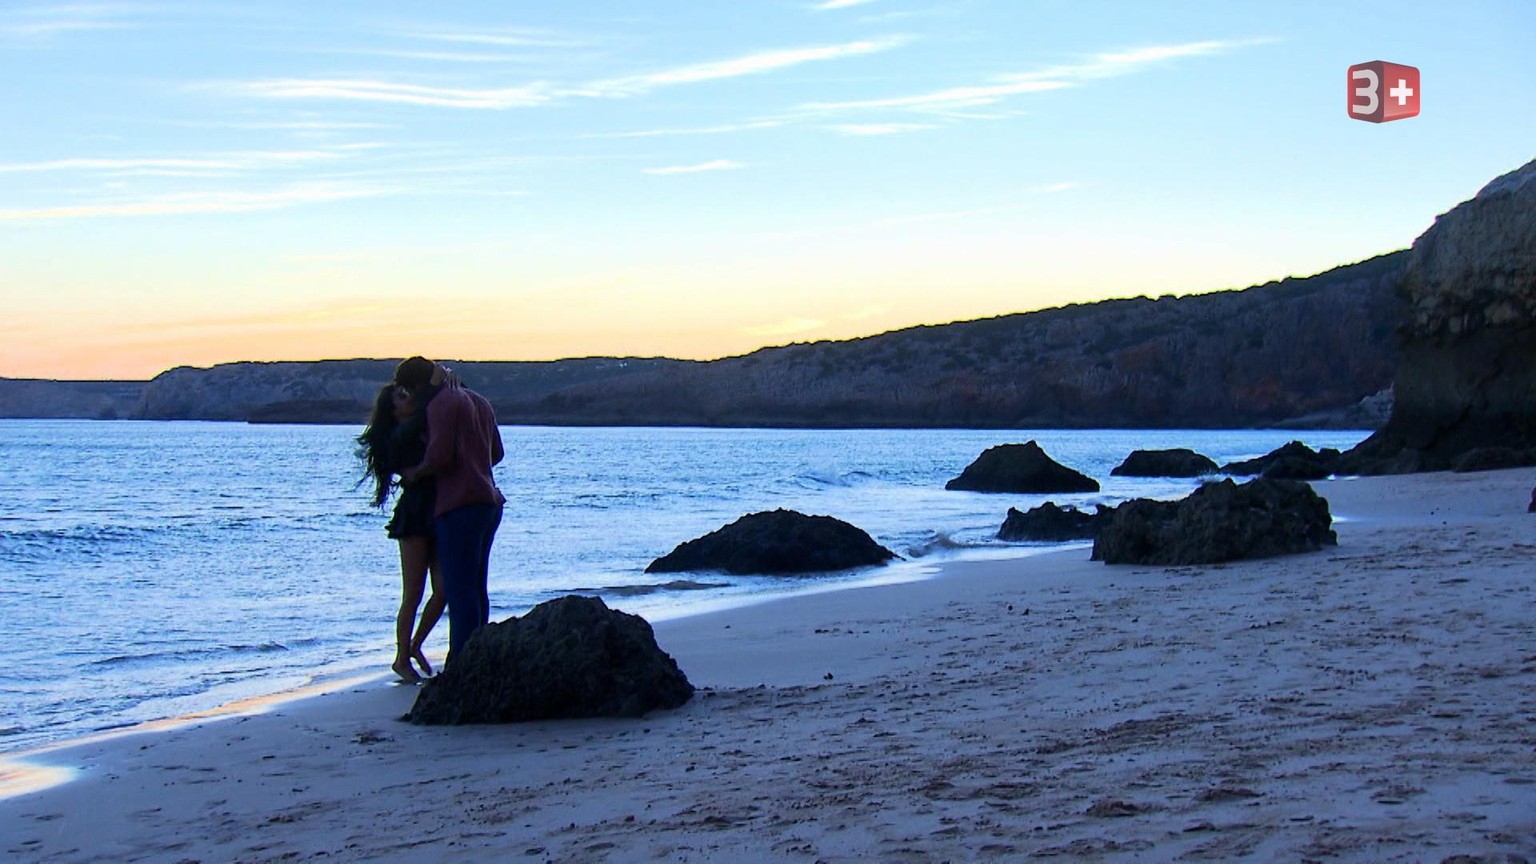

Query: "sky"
(1, 1), (1533, 381)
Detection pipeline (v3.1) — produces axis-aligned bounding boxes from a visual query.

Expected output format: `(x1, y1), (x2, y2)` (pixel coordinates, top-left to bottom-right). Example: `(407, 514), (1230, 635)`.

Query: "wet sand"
(3, 470), (1534, 862)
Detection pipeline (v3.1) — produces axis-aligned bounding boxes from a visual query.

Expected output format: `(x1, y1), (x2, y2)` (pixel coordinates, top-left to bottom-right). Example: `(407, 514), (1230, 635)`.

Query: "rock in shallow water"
(1091, 478), (1336, 566)
(1111, 448), (1218, 478)
(1220, 440), (1340, 477)
(405, 596), (693, 724)
(946, 441), (1099, 494)
(997, 502), (1112, 542)
(647, 509), (896, 575)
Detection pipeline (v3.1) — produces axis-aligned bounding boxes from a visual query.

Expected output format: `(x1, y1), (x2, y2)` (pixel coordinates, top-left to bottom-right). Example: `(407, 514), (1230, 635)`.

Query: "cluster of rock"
(965, 440), (1338, 565)
(1090, 479), (1337, 566)
(406, 596), (693, 725)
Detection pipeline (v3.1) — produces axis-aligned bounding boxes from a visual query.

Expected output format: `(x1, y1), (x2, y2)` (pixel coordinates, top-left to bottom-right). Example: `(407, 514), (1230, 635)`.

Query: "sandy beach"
(3, 469), (1534, 863)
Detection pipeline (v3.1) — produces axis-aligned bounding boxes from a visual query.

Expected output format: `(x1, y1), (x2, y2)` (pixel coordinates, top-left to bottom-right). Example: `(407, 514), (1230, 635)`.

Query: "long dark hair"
(357, 384), (399, 509)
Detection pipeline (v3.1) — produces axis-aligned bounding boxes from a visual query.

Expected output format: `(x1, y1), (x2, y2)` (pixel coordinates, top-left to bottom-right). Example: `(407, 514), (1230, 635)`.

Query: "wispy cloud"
(803, 38), (1269, 114)
(0, 183), (387, 221)
(328, 48), (540, 65)
(0, 3), (139, 38)
(237, 37), (910, 111)
(642, 159), (744, 176)
(243, 78), (553, 109)
(812, 0), (880, 10)
(807, 78), (1071, 112)
(589, 37), (908, 97)
(404, 27), (588, 49)
(205, 120), (396, 132)
(829, 122), (939, 136)
(0, 149), (356, 174)
(582, 120), (784, 139)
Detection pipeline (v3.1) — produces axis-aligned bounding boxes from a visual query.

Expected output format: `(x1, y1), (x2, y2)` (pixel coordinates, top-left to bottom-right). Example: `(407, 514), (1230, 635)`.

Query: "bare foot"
(411, 645), (434, 677)
(392, 658), (422, 684)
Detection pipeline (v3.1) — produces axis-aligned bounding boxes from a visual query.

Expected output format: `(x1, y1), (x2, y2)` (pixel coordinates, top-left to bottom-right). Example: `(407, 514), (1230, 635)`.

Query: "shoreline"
(0, 541), (1080, 768)
(4, 469), (1533, 861)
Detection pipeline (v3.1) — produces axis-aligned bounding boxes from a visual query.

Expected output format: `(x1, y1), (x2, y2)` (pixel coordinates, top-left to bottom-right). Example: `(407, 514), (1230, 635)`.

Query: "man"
(394, 356), (505, 662)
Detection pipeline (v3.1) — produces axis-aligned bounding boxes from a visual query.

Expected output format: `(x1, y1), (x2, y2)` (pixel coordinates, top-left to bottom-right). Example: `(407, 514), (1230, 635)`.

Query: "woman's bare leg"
(393, 537), (432, 682)
(410, 550), (445, 675)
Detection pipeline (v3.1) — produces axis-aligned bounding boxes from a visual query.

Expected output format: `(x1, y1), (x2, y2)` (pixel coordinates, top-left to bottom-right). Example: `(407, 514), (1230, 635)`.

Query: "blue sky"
(1, 1), (1532, 379)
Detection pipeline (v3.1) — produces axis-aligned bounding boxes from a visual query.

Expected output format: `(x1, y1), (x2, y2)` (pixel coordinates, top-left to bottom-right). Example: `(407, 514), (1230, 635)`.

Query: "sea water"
(0, 421), (1369, 753)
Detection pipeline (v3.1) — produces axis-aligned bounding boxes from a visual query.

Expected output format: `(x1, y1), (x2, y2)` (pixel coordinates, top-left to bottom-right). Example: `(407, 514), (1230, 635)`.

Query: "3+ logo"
(1349, 61), (1419, 123)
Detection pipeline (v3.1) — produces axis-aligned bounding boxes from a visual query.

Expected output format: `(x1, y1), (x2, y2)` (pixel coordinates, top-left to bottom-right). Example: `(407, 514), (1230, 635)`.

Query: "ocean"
(0, 421), (1370, 754)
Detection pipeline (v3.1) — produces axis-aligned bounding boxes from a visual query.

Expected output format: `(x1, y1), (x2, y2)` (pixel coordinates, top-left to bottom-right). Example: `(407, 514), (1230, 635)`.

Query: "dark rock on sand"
(1111, 448), (1218, 477)
(1528, 487), (1535, 514)
(405, 596), (693, 724)
(1221, 441), (1340, 477)
(998, 502), (1112, 542)
(1091, 478), (1336, 566)
(1261, 456), (1332, 481)
(1344, 159), (1536, 474)
(946, 441), (1099, 494)
(646, 509), (896, 575)
(1450, 447), (1536, 473)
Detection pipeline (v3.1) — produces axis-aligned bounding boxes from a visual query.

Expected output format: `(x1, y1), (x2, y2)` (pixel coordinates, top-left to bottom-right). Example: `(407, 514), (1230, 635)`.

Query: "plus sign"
(1389, 78), (1414, 106)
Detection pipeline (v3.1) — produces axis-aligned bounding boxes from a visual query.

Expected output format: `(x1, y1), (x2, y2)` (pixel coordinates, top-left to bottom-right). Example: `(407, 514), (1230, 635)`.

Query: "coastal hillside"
(134, 357), (692, 423)
(0, 252), (1404, 426)
(0, 378), (144, 420)
(504, 252), (1405, 428)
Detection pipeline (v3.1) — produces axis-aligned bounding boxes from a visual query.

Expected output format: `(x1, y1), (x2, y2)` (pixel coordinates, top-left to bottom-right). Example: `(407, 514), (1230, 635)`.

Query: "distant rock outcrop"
(1091, 478), (1336, 566)
(1220, 441), (1341, 478)
(1344, 159), (1536, 473)
(0, 378), (143, 420)
(946, 442), (1099, 494)
(405, 596), (693, 725)
(646, 509), (896, 575)
(1111, 448), (1218, 477)
(133, 358), (685, 423)
(998, 502), (1111, 542)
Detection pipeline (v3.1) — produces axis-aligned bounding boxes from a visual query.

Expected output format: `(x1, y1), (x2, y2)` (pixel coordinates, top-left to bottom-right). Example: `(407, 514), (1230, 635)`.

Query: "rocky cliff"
(1, 252), (1404, 427)
(135, 357), (690, 423)
(1344, 158), (1536, 472)
(503, 252), (1405, 428)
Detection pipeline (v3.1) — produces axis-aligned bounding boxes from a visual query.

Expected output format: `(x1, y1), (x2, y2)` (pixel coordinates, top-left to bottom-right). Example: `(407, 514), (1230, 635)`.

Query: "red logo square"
(1348, 61), (1420, 123)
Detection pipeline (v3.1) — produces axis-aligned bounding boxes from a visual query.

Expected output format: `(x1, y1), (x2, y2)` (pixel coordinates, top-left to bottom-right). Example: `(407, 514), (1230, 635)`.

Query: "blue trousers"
(435, 501), (503, 662)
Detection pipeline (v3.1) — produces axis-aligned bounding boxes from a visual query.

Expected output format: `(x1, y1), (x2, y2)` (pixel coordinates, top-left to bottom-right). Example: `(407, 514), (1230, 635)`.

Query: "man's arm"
(474, 390), (504, 466)
(490, 412), (505, 467)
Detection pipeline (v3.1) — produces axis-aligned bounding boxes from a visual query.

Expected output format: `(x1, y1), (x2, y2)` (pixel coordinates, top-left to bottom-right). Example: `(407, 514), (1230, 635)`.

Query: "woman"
(358, 384), (445, 683)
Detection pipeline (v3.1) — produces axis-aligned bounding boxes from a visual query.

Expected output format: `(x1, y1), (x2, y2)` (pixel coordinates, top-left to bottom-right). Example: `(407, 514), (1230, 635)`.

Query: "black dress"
(385, 414), (436, 541)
